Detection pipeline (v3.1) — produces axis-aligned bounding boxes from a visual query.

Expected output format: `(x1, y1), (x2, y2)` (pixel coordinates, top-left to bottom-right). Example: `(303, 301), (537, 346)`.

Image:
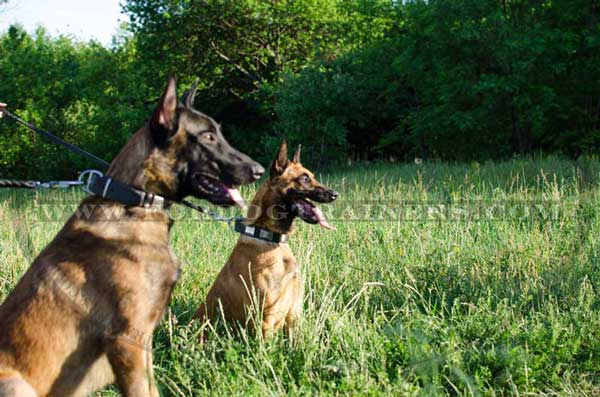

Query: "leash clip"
(39, 180), (84, 189)
(78, 169), (104, 194)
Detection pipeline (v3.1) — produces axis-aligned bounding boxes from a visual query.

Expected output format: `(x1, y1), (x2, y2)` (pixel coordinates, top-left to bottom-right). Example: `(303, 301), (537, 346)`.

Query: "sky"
(0, 0), (125, 45)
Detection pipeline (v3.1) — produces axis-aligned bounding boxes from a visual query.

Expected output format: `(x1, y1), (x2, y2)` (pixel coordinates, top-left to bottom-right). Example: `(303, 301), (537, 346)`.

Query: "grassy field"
(1, 157), (600, 396)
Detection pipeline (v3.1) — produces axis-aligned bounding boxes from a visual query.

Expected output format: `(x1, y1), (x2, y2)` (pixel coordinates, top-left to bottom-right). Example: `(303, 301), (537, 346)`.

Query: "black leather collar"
(89, 177), (285, 244)
(233, 218), (288, 244)
(89, 176), (168, 209)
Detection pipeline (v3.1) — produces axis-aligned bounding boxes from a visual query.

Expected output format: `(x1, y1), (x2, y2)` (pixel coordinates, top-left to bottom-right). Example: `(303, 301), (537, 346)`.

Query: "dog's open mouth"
(194, 174), (246, 208)
(292, 198), (335, 230)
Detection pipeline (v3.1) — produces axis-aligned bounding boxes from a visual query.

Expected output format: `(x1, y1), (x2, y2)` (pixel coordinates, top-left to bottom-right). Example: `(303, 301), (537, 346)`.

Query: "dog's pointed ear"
(271, 140), (289, 176)
(182, 78), (199, 109)
(292, 144), (301, 164)
(150, 77), (178, 139)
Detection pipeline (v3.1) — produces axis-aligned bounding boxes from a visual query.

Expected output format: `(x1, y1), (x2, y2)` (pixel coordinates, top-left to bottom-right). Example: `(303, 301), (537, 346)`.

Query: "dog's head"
(266, 141), (338, 230)
(148, 78), (264, 206)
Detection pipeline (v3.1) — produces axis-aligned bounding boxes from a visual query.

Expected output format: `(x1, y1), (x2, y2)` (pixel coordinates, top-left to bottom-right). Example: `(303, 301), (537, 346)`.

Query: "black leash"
(0, 106), (235, 223)
(0, 108), (110, 167)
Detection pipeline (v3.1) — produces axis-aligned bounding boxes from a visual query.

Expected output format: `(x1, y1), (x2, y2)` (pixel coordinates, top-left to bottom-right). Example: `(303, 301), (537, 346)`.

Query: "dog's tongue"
(313, 206), (336, 231)
(227, 188), (247, 209)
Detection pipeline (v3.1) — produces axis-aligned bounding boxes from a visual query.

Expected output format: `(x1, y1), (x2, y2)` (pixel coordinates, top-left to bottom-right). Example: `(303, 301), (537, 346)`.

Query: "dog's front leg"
(284, 302), (302, 343)
(284, 313), (299, 341)
(284, 277), (303, 343)
(105, 336), (159, 397)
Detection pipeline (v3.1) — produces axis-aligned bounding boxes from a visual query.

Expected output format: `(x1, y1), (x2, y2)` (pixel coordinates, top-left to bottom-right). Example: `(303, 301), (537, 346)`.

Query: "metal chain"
(179, 199), (241, 225)
(0, 177), (87, 190)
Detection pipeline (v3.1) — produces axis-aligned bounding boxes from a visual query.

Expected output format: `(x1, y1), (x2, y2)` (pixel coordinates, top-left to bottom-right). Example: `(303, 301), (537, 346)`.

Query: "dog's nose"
(251, 163), (265, 181)
(330, 190), (339, 201)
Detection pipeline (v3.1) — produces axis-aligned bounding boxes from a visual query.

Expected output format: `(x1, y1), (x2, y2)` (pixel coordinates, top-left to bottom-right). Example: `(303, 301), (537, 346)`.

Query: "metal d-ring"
(78, 169), (104, 194)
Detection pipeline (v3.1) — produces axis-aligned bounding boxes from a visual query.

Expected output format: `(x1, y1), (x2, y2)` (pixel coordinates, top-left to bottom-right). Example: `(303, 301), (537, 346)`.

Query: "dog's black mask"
(149, 78), (264, 206)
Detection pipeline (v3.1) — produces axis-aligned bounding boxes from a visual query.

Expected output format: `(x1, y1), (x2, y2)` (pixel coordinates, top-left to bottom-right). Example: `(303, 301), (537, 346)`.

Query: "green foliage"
(271, 39), (407, 166)
(123, 0), (396, 92)
(392, 0), (600, 159)
(0, 0), (599, 177)
(0, 26), (150, 179)
(122, 0), (396, 163)
(273, 0), (600, 162)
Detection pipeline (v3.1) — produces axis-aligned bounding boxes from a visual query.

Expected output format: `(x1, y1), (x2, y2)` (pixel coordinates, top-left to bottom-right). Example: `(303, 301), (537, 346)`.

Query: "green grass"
(1, 156), (600, 396)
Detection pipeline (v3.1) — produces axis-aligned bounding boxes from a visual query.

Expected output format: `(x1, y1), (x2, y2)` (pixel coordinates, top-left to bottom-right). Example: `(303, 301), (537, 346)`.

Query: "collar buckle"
(234, 218), (288, 244)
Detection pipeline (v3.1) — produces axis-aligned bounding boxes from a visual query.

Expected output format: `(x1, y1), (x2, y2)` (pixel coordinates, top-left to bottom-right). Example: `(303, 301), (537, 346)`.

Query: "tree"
(0, 26), (149, 178)
(272, 38), (408, 165)
(273, 0), (600, 161)
(1, 0), (598, 178)
(123, 0), (396, 161)
(393, 0), (599, 158)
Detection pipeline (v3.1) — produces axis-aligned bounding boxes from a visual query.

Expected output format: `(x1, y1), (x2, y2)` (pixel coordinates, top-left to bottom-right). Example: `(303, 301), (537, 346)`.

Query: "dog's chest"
(105, 238), (181, 327)
(141, 245), (180, 301)
(254, 248), (299, 296)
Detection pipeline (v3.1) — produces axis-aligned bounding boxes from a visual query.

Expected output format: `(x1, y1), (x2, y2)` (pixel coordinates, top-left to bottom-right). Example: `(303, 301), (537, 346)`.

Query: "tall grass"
(1, 156), (599, 396)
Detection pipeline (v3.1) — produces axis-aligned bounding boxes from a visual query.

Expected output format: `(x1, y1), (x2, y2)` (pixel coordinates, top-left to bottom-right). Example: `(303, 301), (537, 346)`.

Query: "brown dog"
(195, 141), (338, 339)
(0, 78), (263, 397)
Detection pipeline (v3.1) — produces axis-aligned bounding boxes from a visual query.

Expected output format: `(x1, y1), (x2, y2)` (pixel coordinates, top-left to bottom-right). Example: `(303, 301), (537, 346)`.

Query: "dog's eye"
(300, 175), (310, 184)
(201, 132), (216, 143)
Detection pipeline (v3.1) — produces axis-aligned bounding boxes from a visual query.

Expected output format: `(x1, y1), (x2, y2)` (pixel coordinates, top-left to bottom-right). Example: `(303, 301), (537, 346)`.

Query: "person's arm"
(0, 102), (6, 118)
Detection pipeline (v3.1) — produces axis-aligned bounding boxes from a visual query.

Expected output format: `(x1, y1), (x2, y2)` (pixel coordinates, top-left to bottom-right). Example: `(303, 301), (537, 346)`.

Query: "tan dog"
(195, 141), (339, 338)
(0, 78), (263, 397)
